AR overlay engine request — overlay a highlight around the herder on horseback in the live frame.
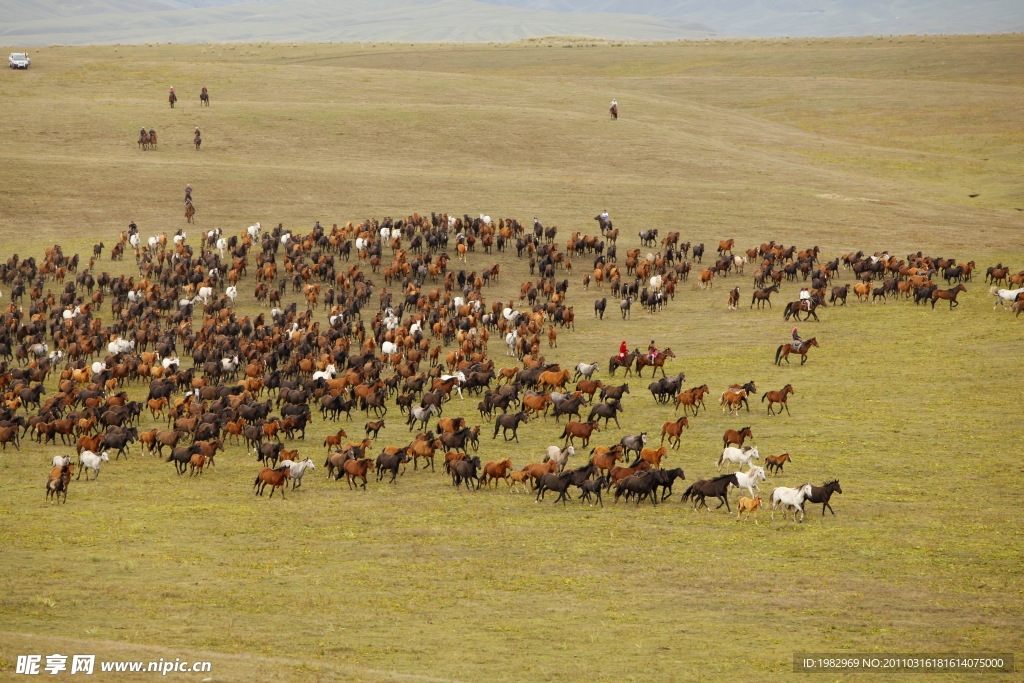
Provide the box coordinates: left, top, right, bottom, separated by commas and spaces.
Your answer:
610, 99, 618, 120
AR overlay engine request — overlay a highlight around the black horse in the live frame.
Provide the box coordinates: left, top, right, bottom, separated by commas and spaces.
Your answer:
586, 399, 624, 429
536, 471, 575, 505
784, 295, 826, 322
806, 480, 842, 516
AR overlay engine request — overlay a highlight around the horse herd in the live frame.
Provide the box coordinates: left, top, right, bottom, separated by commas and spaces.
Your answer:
9, 212, 971, 527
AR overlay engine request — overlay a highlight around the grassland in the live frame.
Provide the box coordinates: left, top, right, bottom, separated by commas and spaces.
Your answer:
0, 35, 1023, 682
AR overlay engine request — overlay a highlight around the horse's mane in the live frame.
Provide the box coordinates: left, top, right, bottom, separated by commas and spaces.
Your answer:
712, 474, 735, 482
824, 479, 838, 487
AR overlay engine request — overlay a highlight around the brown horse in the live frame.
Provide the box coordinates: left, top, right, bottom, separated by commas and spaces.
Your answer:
481, 458, 514, 489
610, 103, 617, 120
194, 130, 202, 151
723, 426, 753, 448
660, 416, 689, 449
762, 384, 795, 416
200, 87, 209, 106
727, 287, 740, 310
559, 420, 600, 447
718, 239, 735, 256
185, 200, 195, 224
931, 284, 966, 309
675, 385, 709, 415
635, 348, 676, 378
764, 452, 792, 475
720, 389, 747, 416
640, 446, 668, 468
343, 458, 374, 489
775, 337, 818, 365
169, 91, 177, 108
138, 131, 152, 150
590, 447, 624, 475
253, 465, 290, 498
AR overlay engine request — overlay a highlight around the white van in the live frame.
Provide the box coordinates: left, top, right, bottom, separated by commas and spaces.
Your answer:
9, 53, 30, 69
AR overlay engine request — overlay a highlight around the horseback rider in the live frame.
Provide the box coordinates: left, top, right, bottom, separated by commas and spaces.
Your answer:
128, 220, 137, 233
149, 127, 156, 139
792, 327, 804, 351
617, 340, 628, 361
185, 184, 192, 202
139, 127, 146, 140
800, 287, 811, 310
647, 340, 659, 362
601, 209, 609, 222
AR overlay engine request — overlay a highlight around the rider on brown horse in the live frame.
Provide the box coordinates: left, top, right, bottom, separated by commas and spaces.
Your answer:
792, 327, 804, 351
646, 340, 659, 362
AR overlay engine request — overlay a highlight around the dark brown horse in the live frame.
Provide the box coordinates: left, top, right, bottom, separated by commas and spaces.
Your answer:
185, 200, 195, 224
751, 285, 779, 309
200, 87, 209, 106
610, 103, 617, 120
681, 474, 738, 512
784, 295, 826, 321
775, 337, 818, 365
806, 479, 842, 515
609, 350, 637, 377
762, 384, 795, 416
194, 130, 202, 151
723, 426, 753, 448
931, 284, 966, 309
169, 91, 177, 108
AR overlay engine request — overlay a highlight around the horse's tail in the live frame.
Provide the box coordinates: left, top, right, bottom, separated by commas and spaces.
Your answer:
774, 345, 784, 364
558, 425, 568, 440
989, 286, 998, 296
761, 393, 767, 403
716, 450, 725, 469
680, 484, 695, 502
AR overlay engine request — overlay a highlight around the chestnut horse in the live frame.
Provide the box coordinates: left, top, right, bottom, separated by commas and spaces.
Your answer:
931, 284, 966, 309
253, 465, 290, 498
775, 337, 818, 365
559, 420, 600, 447
762, 384, 795, 416
660, 416, 689, 449
722, 426, 752, 448
764, 452, 792, 475
634, 348, 676, 378
675, 385, 709, 415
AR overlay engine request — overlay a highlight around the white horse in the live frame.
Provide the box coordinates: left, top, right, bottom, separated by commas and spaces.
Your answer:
390, 227, 402, 240
505, 330, 519, 356
225, 286, 237, 306
107, 338, 134, 355
733, 255, 746, 274
407, 404, 439, 431
479, 214, 491, 225
574, 362, 600, 381
544, 444, 575, 472
247, 222, 261, 240
162, 356, 180, 370
329, 313, 344, 327
409, 320, 422, 336
77, 451, 110, 481
650, 275, 662, 292
355, 237, 367, 252
196, 286, 213, 304
48, 349, 64, 364
147, 236, 159, 249
278, 458, 315, 489
52, 454, 72, 468
771, 483, 813, 521
502, 307, 519, 324
990, 286, 1024, 310
129, 233, 141, 250
312, 364, 336, 382
173, 231, 186, 246
91, 361, 107, 375
216, 237, 228, 257
127, 290, 142, 304
220, 355, 240, 376
731, 465, 766, 497
717, 445, 759, 472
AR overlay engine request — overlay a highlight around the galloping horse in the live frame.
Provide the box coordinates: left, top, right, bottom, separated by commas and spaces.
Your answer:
762, 384, 795, 416
634, 348, 675, 378
775, 337, 818, 365
185, 199, 195, 224
784, 295, 826, 321
200, 87, 209, 106
931, 284, 966, 309
194, 130, 202, 151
